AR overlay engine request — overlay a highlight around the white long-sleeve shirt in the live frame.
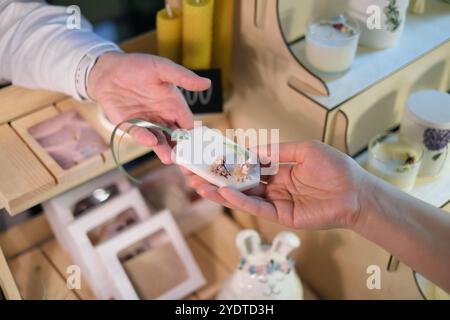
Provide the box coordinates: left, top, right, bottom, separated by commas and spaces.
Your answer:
0, 0, 121, 100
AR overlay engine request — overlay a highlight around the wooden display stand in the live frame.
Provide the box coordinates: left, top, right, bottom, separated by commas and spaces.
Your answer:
227, 1, 330, 144
226, 0, 450, 299
228, 0, 450, 155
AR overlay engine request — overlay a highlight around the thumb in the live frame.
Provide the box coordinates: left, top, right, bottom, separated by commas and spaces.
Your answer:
155, 57, 211, 91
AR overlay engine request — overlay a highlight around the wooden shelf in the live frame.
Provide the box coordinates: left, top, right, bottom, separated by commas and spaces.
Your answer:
356, 150, 450, 208
289, 0, 450, 110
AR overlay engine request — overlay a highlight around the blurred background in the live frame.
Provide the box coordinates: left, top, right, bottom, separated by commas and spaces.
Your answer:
49, 0, 165, 42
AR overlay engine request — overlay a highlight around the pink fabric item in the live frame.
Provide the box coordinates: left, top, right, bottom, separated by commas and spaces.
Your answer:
28, 110, 108, 169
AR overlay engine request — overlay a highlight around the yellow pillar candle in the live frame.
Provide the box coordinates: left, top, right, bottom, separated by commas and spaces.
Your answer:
182, 0, 214, 70
212, 0, 234, 91
156, 6, 182, 64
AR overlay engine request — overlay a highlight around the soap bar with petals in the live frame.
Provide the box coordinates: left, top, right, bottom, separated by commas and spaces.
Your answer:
174, 126, 260, 191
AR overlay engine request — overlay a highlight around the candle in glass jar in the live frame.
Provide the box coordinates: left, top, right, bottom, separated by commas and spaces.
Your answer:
182, 0, 214, 69
305, 15, 360, 75
156, 5, 182, 64
367, 133, 423, 192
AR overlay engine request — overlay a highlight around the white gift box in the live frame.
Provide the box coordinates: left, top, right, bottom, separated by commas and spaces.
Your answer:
43, 170, 131, 251
96, 210, 206, 300
64, 188, 152, 299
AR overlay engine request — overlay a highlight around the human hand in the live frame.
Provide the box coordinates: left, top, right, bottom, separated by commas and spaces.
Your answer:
87, 52, 211, 164
187, 141, 370, 230
190, 141, 450, 293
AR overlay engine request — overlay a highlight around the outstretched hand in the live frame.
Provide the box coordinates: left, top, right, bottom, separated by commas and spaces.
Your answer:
87, 52, 211, 164
189, 141, 450, 294
187, 141, 369, 230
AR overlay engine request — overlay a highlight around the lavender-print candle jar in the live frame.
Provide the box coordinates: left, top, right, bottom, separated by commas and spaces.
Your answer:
400, 90, 450, 178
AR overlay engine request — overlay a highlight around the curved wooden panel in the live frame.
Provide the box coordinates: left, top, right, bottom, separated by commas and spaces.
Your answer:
238, 0, 328, 96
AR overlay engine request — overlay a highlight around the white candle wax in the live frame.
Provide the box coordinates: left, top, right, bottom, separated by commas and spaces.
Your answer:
367, 134, 423, 192
305, 16, 360, 75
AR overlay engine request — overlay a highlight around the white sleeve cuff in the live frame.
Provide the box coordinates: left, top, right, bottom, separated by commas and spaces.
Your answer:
74, 43, 123, 101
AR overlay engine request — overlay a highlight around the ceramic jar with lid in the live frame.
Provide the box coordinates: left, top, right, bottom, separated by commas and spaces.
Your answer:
348, 0, 410, 49
400, 90, 450, 178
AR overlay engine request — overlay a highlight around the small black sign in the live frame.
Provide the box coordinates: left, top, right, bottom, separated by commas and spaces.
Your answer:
180, 69, 223, 115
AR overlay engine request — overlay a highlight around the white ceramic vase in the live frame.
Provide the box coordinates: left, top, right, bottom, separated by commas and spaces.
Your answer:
217, 230, 303, 300
348, 0, 410, 49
